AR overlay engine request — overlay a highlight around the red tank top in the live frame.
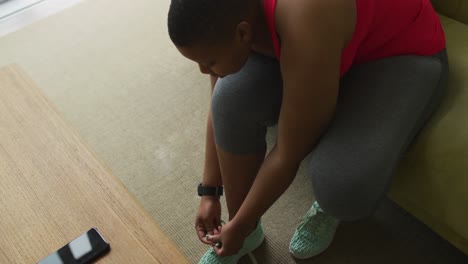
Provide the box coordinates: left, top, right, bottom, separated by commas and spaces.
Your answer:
263, 0, 446, 77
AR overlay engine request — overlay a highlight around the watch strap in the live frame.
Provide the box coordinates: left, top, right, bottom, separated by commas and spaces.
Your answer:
198, 183, 223, 196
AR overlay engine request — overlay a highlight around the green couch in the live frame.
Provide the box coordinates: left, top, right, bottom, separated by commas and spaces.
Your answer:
389, 0, 468, 255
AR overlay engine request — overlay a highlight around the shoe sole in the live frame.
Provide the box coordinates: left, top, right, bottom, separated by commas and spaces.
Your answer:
288, 227, 337, 260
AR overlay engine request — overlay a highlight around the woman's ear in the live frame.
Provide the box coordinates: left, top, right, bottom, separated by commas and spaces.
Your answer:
235, 21, 253, 46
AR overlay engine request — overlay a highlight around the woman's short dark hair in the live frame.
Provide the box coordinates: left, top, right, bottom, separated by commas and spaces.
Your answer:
168, 0, 252, 46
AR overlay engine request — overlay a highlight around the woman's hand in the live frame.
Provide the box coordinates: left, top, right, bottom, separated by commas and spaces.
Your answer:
195, 196, 222, 246
206, 221, 250, 257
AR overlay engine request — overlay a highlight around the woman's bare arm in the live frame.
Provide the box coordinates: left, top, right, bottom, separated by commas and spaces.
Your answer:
202, 75, 223, 187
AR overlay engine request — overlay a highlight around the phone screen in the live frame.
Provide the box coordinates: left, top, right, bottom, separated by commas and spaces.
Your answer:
38, 228, 110, 264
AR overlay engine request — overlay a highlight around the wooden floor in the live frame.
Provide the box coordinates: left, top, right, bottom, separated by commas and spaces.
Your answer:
0, 0, 82, 37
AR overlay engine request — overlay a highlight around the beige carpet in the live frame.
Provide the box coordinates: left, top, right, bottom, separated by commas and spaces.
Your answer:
0, 0, 466, 263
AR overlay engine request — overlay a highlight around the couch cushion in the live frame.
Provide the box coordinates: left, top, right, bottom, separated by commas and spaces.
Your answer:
431, 0, 468, 25
389, 14, 468, 255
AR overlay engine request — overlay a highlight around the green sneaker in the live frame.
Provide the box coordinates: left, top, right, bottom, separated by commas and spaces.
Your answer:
289, 201, 339, 259
198, 221, 264, 264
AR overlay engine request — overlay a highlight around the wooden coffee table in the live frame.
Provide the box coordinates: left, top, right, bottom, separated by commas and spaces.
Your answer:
0, 64, 189, 263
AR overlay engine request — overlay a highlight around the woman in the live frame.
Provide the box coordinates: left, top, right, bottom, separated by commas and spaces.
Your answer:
167, 0, 447, 263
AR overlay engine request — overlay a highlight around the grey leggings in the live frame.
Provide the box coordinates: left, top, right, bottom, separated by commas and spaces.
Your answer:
211, 50, 448, 221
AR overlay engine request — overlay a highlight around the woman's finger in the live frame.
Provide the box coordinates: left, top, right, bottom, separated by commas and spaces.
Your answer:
196, 228, 208, 243
213, 245, 226, 257
196, 226, 213, 245
207, 234, 221, 243
205, 224, 215, 235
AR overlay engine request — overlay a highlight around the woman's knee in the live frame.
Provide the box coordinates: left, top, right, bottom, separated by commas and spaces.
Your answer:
211, 54, 282, 154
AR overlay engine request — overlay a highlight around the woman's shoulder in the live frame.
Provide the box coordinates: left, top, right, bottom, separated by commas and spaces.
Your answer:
275, 0, 355, 49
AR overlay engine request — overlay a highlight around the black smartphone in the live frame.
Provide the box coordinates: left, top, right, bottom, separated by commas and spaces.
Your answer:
38, 228, 110, 264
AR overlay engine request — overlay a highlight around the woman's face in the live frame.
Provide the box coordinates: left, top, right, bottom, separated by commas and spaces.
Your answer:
177, 39, 251, 78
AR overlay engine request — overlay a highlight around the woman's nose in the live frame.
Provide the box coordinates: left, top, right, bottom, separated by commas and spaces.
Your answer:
198, 64, 211, 74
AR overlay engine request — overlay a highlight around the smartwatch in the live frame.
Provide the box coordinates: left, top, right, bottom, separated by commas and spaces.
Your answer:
197, 183, 223, 197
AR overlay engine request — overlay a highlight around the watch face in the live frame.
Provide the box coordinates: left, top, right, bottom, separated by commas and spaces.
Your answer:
197, 184, 204, 196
